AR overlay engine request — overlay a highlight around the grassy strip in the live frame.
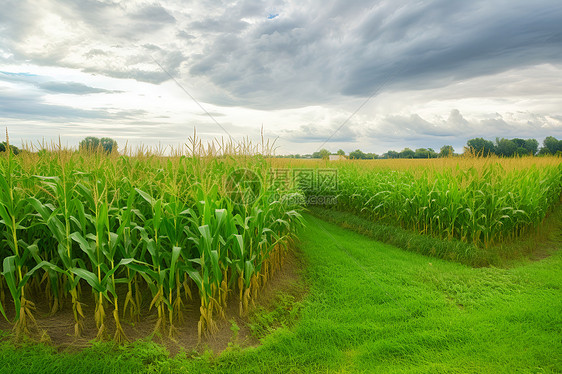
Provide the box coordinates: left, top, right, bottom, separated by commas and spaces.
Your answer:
1, 213, 561, 373
307, 206, 489, 266
247, 291, 305, 340
308, 203, 562, 267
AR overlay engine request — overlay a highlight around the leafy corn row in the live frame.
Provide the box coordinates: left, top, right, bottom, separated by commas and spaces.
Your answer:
309, 159, 562, 247
0, 147, 304, 341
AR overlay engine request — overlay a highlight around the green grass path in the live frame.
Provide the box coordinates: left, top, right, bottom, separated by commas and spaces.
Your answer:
1, 213, 561, 373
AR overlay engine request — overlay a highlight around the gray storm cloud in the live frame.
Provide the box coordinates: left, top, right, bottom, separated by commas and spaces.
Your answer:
0, 0, 561, 151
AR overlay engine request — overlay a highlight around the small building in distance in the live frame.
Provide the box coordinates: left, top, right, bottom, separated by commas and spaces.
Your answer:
328, 155, 347, 161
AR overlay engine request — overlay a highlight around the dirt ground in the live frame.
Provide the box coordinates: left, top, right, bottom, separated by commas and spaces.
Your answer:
0, 248, 305, 355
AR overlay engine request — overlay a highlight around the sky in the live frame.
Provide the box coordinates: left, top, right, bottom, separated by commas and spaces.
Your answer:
1, 0, 561, 155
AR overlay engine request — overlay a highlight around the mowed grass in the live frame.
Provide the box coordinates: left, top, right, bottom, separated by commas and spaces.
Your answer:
1, 213, 561, 373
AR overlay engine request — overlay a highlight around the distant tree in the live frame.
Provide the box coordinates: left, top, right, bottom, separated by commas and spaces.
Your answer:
336, 149, 345, 156
414, 148, 430, 159
80, 136, 118, 153
512, 138, 526, 149
386, 150, 400, 159
365, 152, 378, 160
312, 148, 331, 159
524, 139, 539, 155
399, 148, 415, 159
427, 148, 438, 158
494, 138, 517, 157
466, 138, 495, 156
101, 137, 118, 153
515, 147, 529, 156
0, 142, 20, 155
439, 145, 454, 157
349, 149, 366, 160
509, 138, 539, 156
543, 136, 561, 155
537, 147, 552, 156
80, 136, 100, 152
413, 148, 437, 159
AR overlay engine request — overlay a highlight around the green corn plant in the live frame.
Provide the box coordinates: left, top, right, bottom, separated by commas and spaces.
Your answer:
0, 143, 41, 339
182, 186, 231, 339
131, 187, 183, 338
103, 184, 129, 343
0, 139, 309, 343
233, 205, 267, 316
71, 175, 129, 342
0, 243, 59, 339
314, 159, 561, 249
29, 169, 86, 336
71, 226, 133, 342
115, 187, 143, 322
160, 158, 192, 328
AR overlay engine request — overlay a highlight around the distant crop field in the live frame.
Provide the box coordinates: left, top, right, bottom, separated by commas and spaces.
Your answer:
279, 156, 562, 248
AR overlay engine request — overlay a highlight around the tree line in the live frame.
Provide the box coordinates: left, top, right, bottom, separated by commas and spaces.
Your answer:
0, 142, 21, 155
297, 136, 562, 159
78, 136, 118, 153
3, 136, 561, 158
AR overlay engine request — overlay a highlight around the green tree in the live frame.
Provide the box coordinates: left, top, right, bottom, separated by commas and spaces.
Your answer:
495, 138, 517, 157
543, 136, 561, 155
524, 139, 539, 155
399, 148, 415, 159
0, 142, 21, 155
312, 148, 331, 159
385, 150, 399, 159
439, 145, 454, 157
413, 148, 429, 158
79, 136, 101, 152
100, 137, 118, 153
515, 147, 529, 156
512, 138, 538, 155
336, 149, 345, 156
349, 149, 366, 160
466, 138, 495, 156
512, 138, 527, 149
537, 147, 552, 156
80, 136, 118, 154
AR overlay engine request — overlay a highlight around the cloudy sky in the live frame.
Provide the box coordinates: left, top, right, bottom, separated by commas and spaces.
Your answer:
1, 0, 561, 155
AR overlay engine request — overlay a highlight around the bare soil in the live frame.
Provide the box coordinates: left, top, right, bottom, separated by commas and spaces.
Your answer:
0, 248, 305, 356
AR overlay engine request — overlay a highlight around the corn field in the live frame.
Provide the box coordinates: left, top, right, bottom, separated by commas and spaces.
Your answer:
298, 157, 562, 247
0, 140, 304, 342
